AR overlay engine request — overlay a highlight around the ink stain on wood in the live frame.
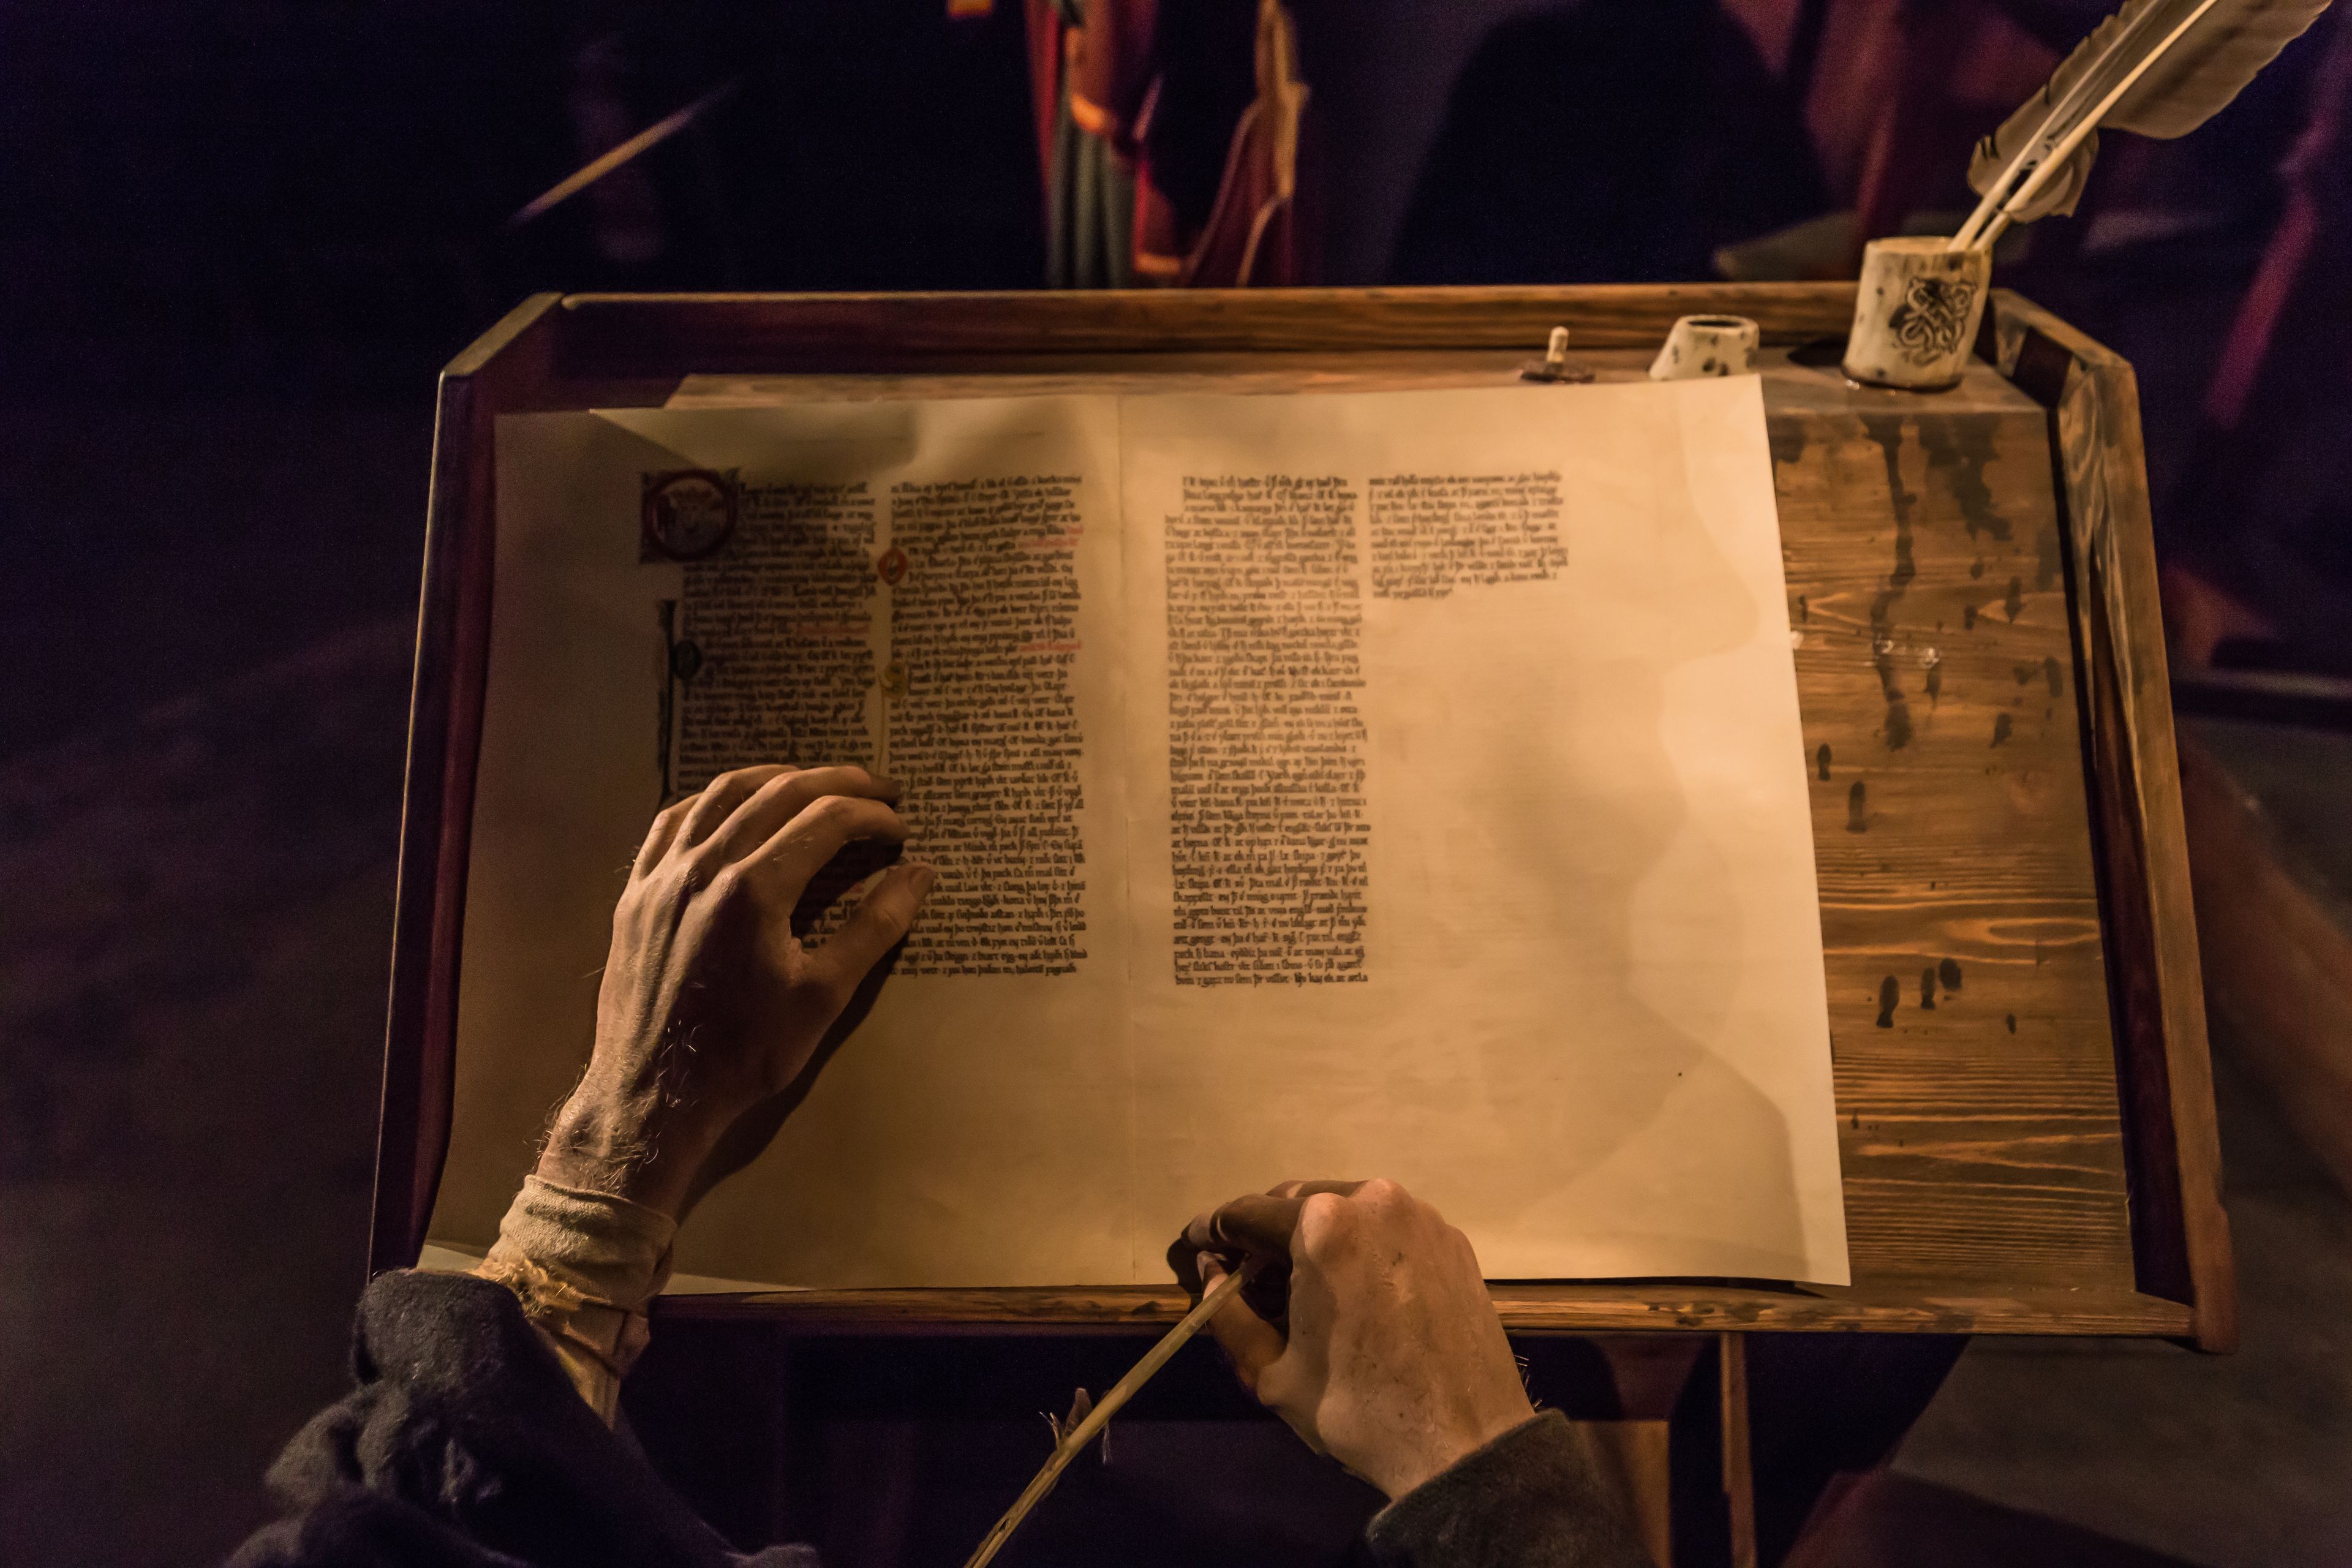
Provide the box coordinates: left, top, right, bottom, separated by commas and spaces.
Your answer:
2043, 655, 2064, 698
2005, 1012, 2018, 1034
1769, 423, 1809, 472
1789, 335, 1847, 368
1971, 557, 1986, 579
1920, 966, 1938, 1009
1874, 643, 1912, 749
1847, 778, 1868, 832
1863, 415, 1915, 533
1920, 415, 2007, 541
2004, 576, 2023, 622
1925, 657, 1942, 704
1817, 743, 1833, 781
1885, 695, 1914, 750
1964, 604, 1978, 630
2014, 663, 2037, 685
1876, 976, 1900, 1028
2036, 524, 2063, 590
1992, 712, 2015, 746
1861, 419, 1915, 758
1796, 594, 1810, 622
1939, 957, 1962, 992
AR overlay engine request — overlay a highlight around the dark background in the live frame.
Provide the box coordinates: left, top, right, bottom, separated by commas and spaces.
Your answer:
3, 3, 2349, 1564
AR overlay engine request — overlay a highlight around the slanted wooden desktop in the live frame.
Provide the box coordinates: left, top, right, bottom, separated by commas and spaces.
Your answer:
372, 286, 2231, 1562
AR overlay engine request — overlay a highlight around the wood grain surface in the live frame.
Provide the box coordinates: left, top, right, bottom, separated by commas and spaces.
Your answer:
553, 285, 1861, 374
651, 1281, 2187, 1338
1998, 297, 2233, 1349
383, 287, 2225, 1338
1768, 372, 2135, 1302
374, 292, 564, 1278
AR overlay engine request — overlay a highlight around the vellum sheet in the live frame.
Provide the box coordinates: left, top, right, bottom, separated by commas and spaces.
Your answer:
433, 377, 1848, 1289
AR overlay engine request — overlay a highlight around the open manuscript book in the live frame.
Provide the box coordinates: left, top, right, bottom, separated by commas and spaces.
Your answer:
427, 376, 1850, 1290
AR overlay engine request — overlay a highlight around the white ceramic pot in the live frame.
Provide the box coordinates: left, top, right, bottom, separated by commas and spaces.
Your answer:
1648, 314, 1760, 380
1842, 236, 1991, 391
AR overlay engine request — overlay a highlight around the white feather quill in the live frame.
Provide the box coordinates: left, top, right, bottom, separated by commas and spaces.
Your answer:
1952, 0, 2334, 251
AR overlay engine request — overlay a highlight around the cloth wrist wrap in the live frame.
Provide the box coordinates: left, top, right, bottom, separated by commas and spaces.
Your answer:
474, 1175, 677, 1423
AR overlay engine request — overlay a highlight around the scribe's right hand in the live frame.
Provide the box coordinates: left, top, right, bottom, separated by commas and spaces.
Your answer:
1169, 1178, 1538, 1500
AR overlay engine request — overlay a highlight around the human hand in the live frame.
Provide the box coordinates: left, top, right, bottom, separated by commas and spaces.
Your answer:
1169, 1178, 1537, 1500
537, 764, 933, 1219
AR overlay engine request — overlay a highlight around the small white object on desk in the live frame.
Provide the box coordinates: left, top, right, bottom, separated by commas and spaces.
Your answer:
1520, 324, 1594, 383
1649, 314, 1760, 380
1842, 236, 1991, 391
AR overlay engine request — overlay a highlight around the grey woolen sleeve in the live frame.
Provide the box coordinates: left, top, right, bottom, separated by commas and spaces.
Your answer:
1364, 1411, 1653, 1568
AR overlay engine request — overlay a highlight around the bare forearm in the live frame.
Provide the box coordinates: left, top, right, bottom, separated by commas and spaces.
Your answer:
534, 1084, 722, 1223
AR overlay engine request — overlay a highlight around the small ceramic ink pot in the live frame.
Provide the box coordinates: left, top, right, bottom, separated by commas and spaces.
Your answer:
1843, 236, 1991, 391
1648, 314, 1760, 380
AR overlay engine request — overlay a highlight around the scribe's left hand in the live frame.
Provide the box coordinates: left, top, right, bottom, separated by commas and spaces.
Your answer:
536, 764, 934, 1219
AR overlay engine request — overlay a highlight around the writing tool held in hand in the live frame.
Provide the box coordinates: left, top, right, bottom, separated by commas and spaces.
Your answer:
961, 1263, 1256, 1568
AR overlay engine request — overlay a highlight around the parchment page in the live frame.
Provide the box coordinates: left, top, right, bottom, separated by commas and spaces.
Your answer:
1118, 378, 1848, 1284
432, 397, 1134, 1286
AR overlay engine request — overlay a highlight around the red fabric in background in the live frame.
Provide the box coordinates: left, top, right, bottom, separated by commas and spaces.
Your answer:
1071, 0, 1160, 149
1027, 0, 1314, 286
1023, 0, 1065, 214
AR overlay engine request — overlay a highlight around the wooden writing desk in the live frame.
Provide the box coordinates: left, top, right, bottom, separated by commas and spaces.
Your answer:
375, 285, 2230, 1351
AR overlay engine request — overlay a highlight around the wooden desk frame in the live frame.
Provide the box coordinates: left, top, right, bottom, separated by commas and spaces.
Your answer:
372, 286, 2231, 1348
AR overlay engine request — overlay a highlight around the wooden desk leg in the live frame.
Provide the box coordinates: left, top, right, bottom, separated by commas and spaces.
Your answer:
1722, 1333, 1757, 1568
1577, 1419, 1676, 1566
